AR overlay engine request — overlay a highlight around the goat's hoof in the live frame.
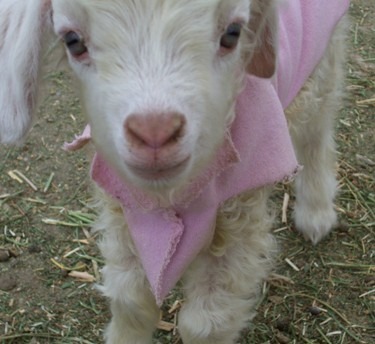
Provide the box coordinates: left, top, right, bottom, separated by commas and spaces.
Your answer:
293, 206, 337, 245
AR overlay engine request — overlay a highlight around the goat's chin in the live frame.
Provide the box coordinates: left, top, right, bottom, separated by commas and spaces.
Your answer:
113, 143, 220, 204
127, 158, 189, 183
124, 158, 193, 199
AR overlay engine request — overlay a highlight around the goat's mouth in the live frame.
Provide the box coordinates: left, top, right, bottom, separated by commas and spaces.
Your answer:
126, 157, 190, 182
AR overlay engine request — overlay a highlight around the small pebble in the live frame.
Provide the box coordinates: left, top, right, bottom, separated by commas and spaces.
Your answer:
0, 249, 10, 262
276, 332, 291, 344
336, 221, 350, 233
0, 276, 17, 291
275, 318, 291, 333
308, 306, 322, 316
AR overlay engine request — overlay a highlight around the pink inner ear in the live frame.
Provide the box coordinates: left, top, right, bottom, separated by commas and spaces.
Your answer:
247, 49, 276, 78
246, 0, 277, 79
246, 26, 276, 78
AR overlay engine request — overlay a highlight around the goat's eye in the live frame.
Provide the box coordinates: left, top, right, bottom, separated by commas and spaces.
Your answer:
63, 31, 87, 57
220, 23, 242, 50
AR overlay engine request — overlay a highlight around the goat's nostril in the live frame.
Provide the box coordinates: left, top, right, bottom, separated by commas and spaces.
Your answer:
125, 113, 185, 149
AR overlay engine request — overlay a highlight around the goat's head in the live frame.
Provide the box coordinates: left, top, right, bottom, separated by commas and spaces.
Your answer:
0, 0, 276, 194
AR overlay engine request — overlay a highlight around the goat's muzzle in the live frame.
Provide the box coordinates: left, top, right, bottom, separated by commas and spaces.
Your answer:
124, 112, 189, 181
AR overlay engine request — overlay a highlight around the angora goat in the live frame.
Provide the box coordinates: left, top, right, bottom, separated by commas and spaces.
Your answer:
0, 0, 349, 343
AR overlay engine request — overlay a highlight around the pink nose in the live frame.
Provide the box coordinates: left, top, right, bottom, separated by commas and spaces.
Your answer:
125, 112, 185, 149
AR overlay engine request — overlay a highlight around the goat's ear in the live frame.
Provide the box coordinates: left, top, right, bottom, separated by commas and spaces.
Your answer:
246, 0, 278, 78
0, 0, 51, 144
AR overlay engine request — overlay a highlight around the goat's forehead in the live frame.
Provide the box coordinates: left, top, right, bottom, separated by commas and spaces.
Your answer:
52, 0, 250, 32
52, 0, 228, 13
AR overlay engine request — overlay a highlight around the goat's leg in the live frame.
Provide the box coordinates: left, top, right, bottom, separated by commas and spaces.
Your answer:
95, 195, 159, 344
179, 261, 258, 344
178, 190, 275, 343
289, 107, 339, 244
286, 19, 346, 244
102, 265, 159, 344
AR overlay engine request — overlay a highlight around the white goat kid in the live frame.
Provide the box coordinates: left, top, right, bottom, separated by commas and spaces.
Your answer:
0, 0, 348, 343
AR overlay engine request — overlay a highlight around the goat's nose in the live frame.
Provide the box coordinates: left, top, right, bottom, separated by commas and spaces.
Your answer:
125, 112, 185, 149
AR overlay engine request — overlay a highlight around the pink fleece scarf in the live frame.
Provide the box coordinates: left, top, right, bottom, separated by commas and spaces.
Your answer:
65, 0, 350, 305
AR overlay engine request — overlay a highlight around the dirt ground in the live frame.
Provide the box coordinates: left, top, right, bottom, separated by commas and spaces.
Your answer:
0, 1, 374, 343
